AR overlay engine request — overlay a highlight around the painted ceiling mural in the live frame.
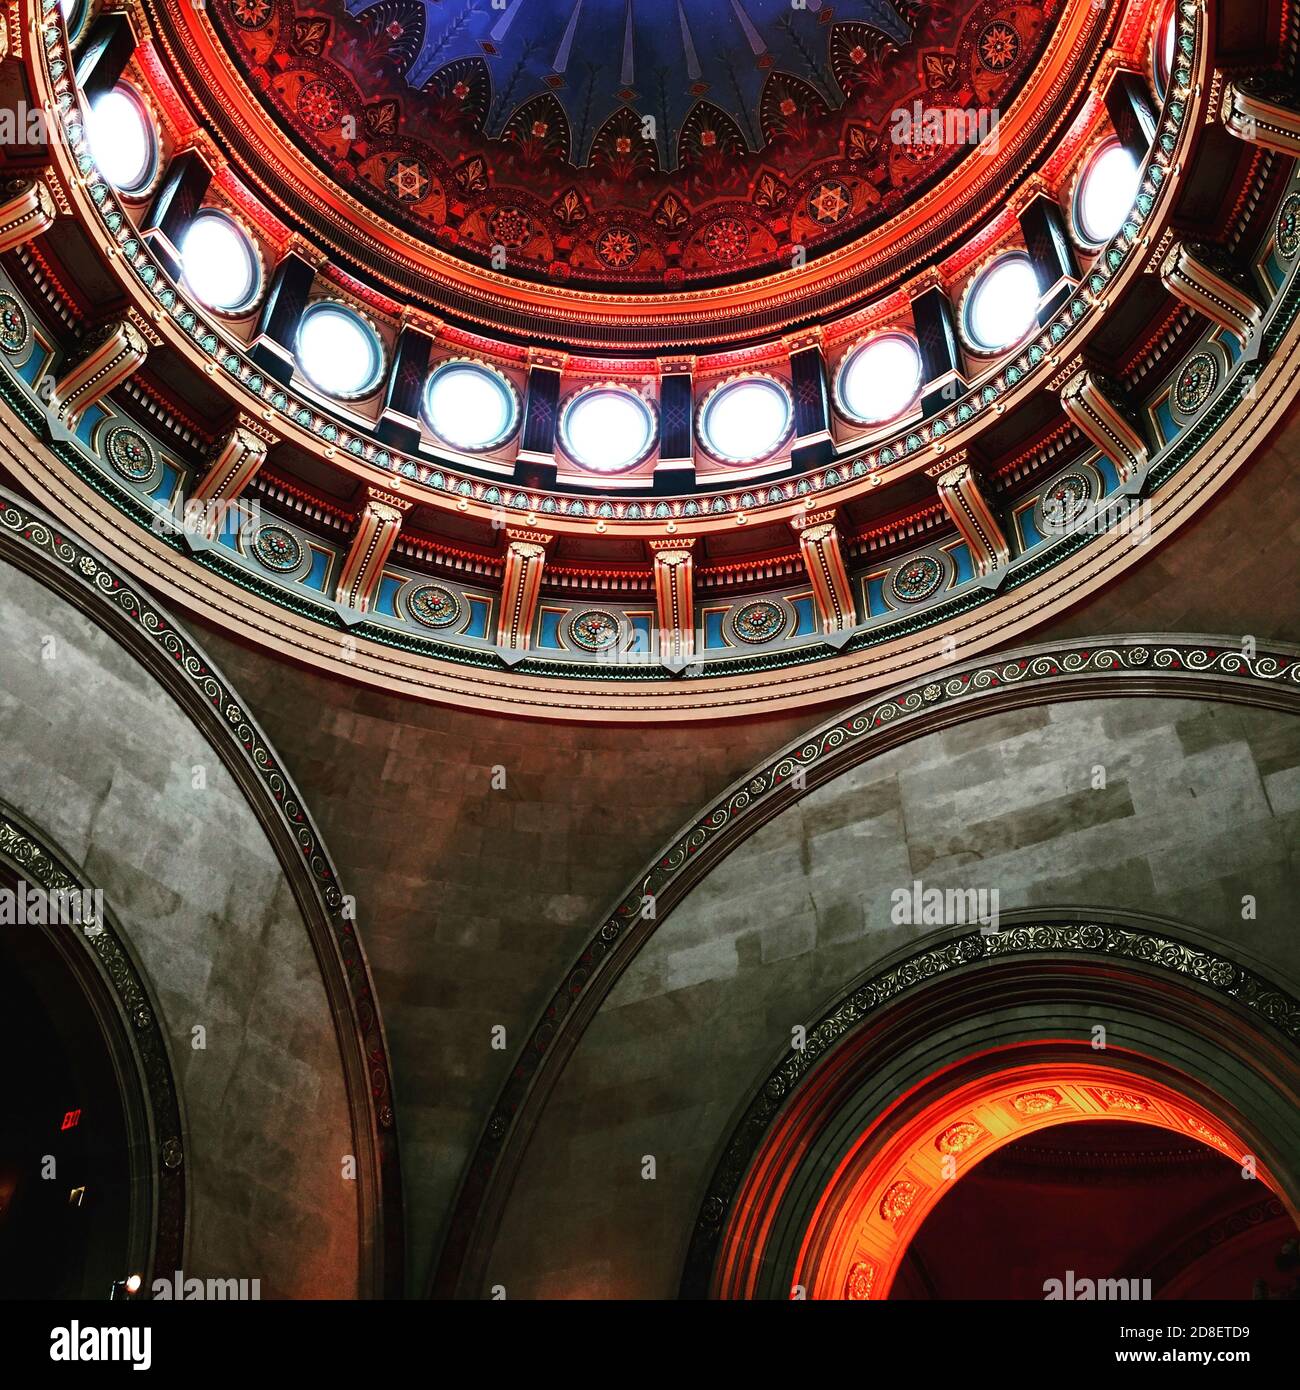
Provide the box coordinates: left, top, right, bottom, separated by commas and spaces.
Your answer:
213, 0, 1055, 287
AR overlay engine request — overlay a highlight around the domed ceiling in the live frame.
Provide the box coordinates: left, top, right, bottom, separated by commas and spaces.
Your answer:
212, 0, 1052, 286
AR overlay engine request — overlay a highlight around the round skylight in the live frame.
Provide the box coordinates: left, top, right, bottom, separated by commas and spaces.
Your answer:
838, 335, 923, 425
700, 377, 792, 463
86, 87, 155, 195
295, 303, 385, 399
424, 361, 518, 451
1075, 142, 1142, 246
180, 211, 260, 313
561, 387, 655, 473
964, 255, 1040, 353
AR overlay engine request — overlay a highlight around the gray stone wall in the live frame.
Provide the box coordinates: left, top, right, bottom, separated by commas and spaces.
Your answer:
0, 558, 359, 1297
488, 695, 1300, 1297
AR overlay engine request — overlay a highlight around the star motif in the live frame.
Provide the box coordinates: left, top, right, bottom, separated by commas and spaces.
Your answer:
387, 160, 429, 202
808, 181, 850, 224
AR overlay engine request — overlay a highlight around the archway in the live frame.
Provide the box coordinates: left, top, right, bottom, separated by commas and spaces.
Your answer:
892, 1119, 1298, 1300
696, 918, 1300, 1300
796, 1053, 1289, 1301
0, 820, 182, 1297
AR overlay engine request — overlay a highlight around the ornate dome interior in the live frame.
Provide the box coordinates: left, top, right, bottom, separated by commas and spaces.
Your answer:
211, 0, 1049, 287
0, 0, 1299, 1336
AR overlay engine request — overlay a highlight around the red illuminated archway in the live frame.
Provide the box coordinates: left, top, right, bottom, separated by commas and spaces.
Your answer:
694, 919, 1300, 1300
795, 1055, 1275, 1301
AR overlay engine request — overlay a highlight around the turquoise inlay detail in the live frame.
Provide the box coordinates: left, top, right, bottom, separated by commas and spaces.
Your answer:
1154, 397, 1180, 445
1093, 455, 1121, 493
16, 344, 49, 385
375, 575, 401, 617
75, 403, 106, 445
866, 574, 887, 617
303, 547, 328, 591
1016, 508, 1044, 551
949, 542, 974, 585
1264, 251, 1285, 293
539, 609, 563, 649
463, 596, 489, 639
630, 613, 653, 652
149, 462, 177, 503
704, 610, 727, 649
1221, 333, 1243, 367
790, 595, 816, 637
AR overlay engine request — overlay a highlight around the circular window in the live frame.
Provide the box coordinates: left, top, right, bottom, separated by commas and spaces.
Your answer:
1074, 141, 1141, 247
963, 255, 1039, 353
700, 377, 792, 464
294, 302, 385, 399
85, 86, 156, 195
424, 361, 518, 451
837, 335, 923, 425
180, 211, 260, 314
560, 386, 655, 474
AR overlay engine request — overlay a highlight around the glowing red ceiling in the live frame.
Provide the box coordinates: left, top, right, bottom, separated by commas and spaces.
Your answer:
211, 0, 1056, 288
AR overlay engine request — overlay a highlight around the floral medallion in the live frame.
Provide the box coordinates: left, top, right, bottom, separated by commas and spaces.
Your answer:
879, 1178, 918, 1223
846, 1260, 876, 1300
890, 554, 944, 603
0, 292, 30, 354
104, 426, 156, 482
252, 524, 303, 572
731, 600, 785, 645
702, 216, 749, 264
1094, 1088, 1150, 1112
1040, 472, 1092, 530
297, 80, 344, 132
935, 1120, 986, 1156
807, 180, 851, 226
1012, 1089, 1062, 1116
488, 207, 533, 249
569, 609, 620, 652
229, 0, 271, 27
408, 584, 461, 628
1277, 192, 1300, 260
1173, 351, 1218, 415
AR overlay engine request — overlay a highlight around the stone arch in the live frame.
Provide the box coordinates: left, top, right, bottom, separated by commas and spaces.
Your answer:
442, 639, 1300, 1295
693, 912, 1300, 1298
0, 490, 402, 1296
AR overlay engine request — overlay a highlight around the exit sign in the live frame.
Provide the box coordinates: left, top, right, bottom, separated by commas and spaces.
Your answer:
60, 1109, 81, 1131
